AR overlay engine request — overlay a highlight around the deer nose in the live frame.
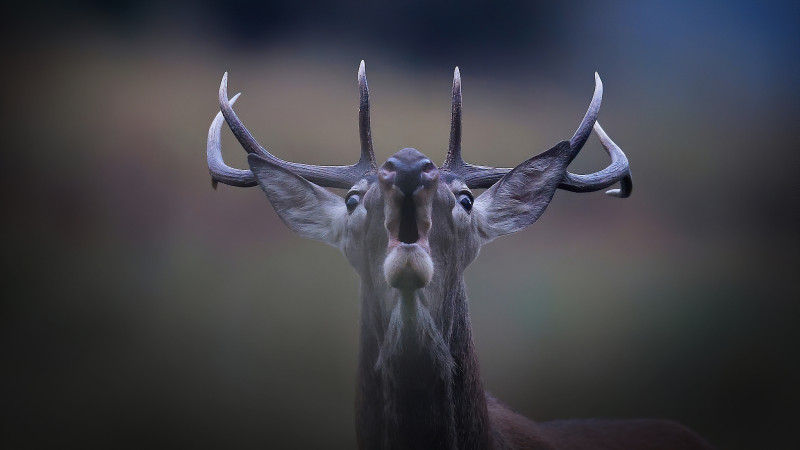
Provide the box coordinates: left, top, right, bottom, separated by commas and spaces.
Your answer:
380, 151, 439, 196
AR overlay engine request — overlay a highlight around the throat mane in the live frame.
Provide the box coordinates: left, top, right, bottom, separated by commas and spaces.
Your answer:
356, 279, 491, 450
374, 291, 455, 378
373, 290, 458, 449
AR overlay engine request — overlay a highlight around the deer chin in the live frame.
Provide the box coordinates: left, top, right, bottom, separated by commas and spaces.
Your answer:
384, 242, 434, 291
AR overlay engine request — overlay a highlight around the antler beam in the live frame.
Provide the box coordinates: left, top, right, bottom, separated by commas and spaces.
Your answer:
441, 70, 632, 197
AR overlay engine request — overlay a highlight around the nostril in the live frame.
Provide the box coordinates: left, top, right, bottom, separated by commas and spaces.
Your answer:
379, 161, 397, 186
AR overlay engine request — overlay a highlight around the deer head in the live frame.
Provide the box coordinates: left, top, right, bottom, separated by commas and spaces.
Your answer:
208, 61, 630, 302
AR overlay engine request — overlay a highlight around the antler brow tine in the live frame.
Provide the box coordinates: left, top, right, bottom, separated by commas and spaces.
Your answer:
207, 93, 258, 188
559, 121, 632, 198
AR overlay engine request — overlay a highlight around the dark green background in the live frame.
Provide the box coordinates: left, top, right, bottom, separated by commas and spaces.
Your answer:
2, 1, 797, 449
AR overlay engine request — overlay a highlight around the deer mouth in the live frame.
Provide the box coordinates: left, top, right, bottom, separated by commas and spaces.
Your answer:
381, 181, 436, 292
387, 193, 431, 249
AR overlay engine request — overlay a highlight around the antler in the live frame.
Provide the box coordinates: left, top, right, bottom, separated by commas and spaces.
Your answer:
207, 61, 378, 189
441, 70, 632, 198
559, 121, 632, 198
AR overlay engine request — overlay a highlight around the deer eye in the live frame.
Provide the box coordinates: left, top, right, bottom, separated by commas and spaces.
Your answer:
457, 192, 473, 212
346, 193, 361, 212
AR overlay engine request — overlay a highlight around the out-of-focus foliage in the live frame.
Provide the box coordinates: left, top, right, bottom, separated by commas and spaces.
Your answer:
1, 1, 797, 449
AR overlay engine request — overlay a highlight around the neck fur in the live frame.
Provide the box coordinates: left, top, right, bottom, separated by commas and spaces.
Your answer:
356, 278, 491, 450
374, 291, 455, 377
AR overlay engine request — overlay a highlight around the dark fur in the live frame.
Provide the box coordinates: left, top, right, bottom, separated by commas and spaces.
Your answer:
248, 150, 713, 449
355, 272, 714, 450
350, 167, 713, 449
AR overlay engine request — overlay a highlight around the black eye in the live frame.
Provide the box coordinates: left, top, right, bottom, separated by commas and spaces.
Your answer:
346, 193, 360, 212
458, 193, 473, 212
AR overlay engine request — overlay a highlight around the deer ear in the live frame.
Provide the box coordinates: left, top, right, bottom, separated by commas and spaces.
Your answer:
473, 141, 573, 242
247, 154, 347, 246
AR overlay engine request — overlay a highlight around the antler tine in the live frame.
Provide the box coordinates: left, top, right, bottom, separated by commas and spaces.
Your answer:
559, 121, 632, 197
569, 72, 603, 155
218, 72, 268, 157
556, 74, 632, 198
443, 66, 463, 169
440, 67, 509, 187
358, 60, 378, 172
208, 93, 258, 188
211, 66, 378, 189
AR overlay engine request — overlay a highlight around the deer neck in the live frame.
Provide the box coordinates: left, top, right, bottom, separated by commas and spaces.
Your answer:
355, 276, 491, 449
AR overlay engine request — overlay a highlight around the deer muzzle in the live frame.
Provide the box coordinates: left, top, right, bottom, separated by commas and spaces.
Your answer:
379, 148, 439, 291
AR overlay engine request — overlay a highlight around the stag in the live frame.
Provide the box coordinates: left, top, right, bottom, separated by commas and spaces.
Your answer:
206, 62, 712, 450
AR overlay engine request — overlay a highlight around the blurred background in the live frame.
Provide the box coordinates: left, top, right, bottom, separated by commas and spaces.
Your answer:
1, 1, 797, 449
